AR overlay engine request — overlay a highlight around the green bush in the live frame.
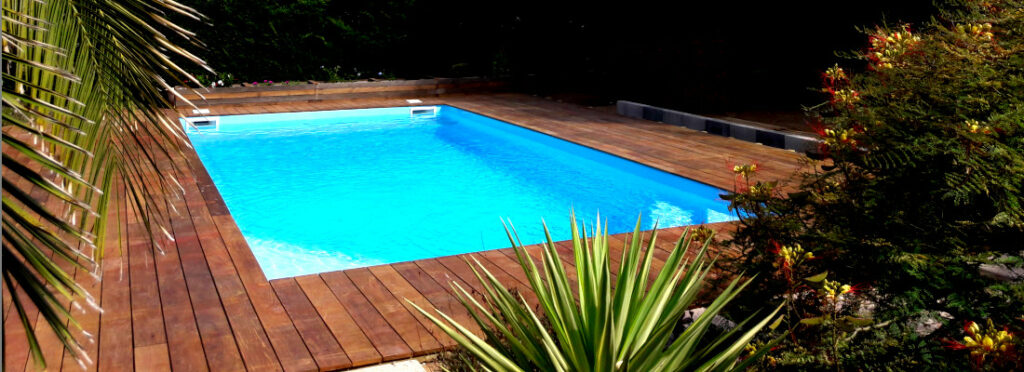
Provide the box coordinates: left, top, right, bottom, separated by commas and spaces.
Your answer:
722, 0, 1024, 369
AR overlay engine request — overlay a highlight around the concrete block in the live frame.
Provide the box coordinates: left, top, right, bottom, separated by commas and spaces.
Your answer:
616, 101, 645, 119
681, 113, 706, 131
618, 101, 643, 118
730, 124, 758, 142
663, 110, 685, 126
756, 130, 786, 148
642, 106, 664, 122
705, 119, 731, 137
785, 134, 821, 153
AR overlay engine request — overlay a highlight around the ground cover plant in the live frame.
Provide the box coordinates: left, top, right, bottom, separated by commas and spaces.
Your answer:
721, 0, 1024, 369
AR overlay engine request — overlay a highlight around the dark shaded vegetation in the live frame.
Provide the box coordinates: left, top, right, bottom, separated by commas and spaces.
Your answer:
722, 1, 1024, 369
182, 0, 934, 112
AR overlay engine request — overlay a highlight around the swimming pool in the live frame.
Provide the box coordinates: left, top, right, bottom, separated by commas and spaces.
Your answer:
184, 105, 736, 279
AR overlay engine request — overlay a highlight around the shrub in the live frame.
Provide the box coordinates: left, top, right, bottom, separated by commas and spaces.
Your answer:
414, 214, 783, 371
722, 0, 1024, 369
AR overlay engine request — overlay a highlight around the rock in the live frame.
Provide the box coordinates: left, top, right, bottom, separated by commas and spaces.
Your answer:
979, 263, 1024, 281
680, 307, 737, 330
914, 311, 953, 337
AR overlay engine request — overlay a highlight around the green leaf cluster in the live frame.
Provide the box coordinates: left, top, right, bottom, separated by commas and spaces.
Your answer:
415, 213, 784, 371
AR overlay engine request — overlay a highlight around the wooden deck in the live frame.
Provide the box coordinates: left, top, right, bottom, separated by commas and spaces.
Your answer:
3, 93, 806, 371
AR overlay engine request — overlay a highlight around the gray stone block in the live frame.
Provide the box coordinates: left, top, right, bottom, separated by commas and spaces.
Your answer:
705, 119, 731, 137
730, 124, 758, 142
756, 130, 786, 148
663, 110, 685, 126
642, 106, 664, 122
785, 135, 820, 153
616, 101, 645, 119
680, 113, 706, 131
616, 101, 629, 115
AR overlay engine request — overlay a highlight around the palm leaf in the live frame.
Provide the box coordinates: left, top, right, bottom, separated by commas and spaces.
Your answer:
2, 0, 209, 367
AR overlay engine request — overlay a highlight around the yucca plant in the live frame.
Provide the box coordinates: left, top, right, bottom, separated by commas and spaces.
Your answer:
3, 0, 208, 368
413, 214, 784, 371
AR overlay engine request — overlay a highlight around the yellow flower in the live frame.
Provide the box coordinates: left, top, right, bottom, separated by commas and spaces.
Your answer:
825, 64, 847, 82
965, 119, 991, 134
982, 336, 994, 350
965, 336, 978, 347
733, 163, 758, 178
958, 319, 1017, 362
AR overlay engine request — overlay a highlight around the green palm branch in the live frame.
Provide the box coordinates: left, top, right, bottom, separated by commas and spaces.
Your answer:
413, 214, 785, 371
2, 0, 209, 367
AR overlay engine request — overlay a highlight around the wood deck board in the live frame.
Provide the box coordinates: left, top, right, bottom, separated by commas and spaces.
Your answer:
97, 188, 134, 372
318, 271, 414, 361
293, 275, 382, 367
270, 278, 351, 371
4, 93, 803, 371
343, 269, 443, 354
175, 151, 282, 372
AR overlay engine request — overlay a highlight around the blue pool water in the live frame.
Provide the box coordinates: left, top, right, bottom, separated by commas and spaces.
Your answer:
184, 106, 735, 279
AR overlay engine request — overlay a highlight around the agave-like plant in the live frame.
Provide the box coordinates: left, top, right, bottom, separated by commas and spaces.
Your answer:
413, 214, 784, 371
3, 0, 208, 367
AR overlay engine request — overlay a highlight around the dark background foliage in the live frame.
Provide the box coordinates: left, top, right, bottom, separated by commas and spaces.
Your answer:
182, 0, 935, 112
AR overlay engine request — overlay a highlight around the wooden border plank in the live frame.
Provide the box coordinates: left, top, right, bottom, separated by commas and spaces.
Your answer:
344, 269, 443, 354
293, 275, 381, 367
270, 278, 351, 371
319, 271, 413, 361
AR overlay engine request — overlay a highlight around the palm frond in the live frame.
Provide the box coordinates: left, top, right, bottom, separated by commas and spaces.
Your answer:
2, 0, 208, 367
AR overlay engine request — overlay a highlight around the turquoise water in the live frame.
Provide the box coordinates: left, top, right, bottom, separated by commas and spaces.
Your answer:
184, 106, 735, 279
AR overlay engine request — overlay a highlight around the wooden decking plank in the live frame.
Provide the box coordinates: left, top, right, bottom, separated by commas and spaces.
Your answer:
160, 207, 233, 372
293, 275, 381, 367
59, 248, 104, 372
175, 149, 288, 372
125, 205, 169, 351
210, 215, 317, 372
3, 271, 39, 372
57, 182, 105, 372
367, 265, 459, 346
318, 271, 414, 361
270, 278, 351, 371
390, 262, 483, 337
2, 280, 11, 326
475, 249, 533, 289
98, 189, 133, 372
16, 185, 76, 372
344, 268, 443, 354
407, 259, 477, 298
134, 343, 171, 371
174, 158, 281, 372
440, 253, 541, 309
